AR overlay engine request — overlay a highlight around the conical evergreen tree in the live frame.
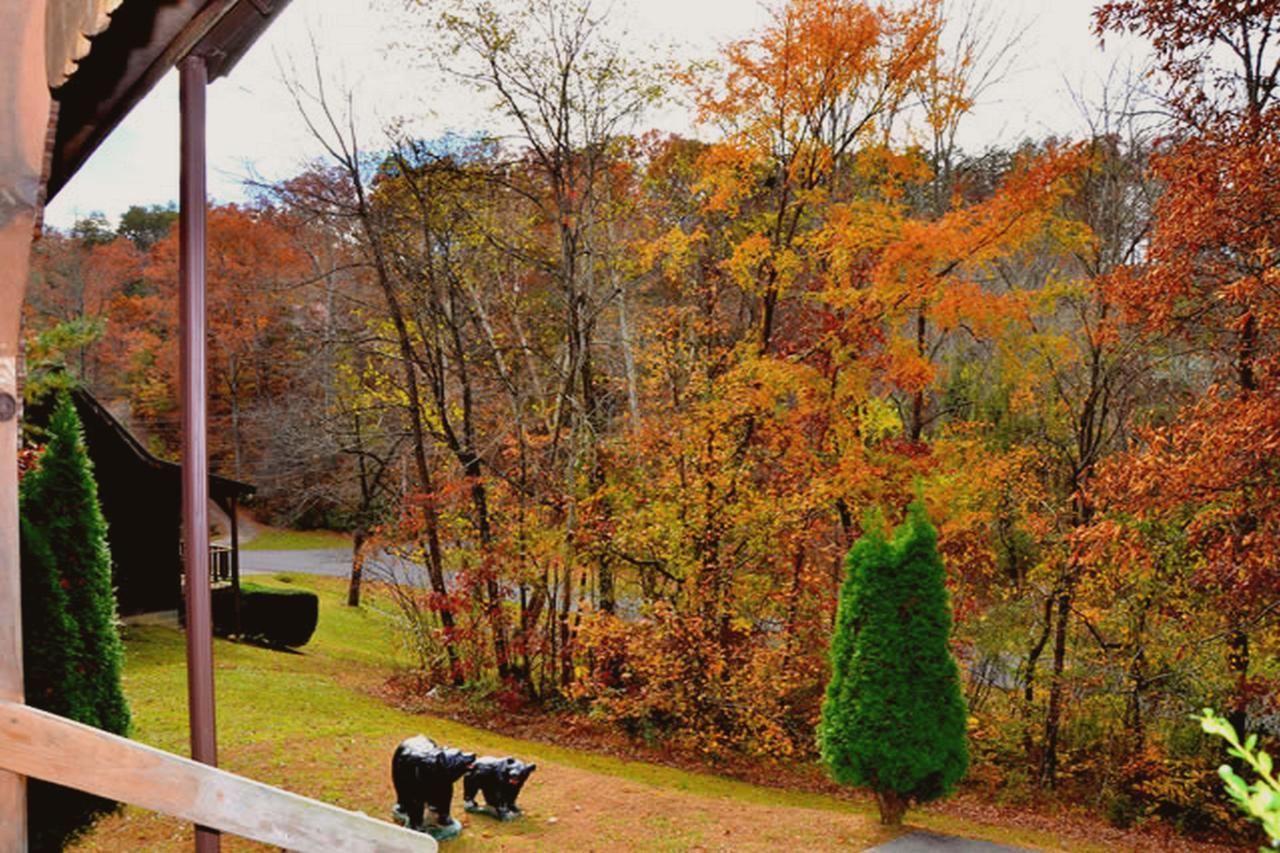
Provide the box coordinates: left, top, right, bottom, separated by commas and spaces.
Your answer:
20, 392, 131, 850
819, 508, 887, 780
20, 515, 101, 853
20, 392, 130, 736
818, 501, 969, 825
19, 515, 87, 719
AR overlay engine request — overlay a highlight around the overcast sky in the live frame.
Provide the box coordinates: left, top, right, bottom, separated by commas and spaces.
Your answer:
44, 0, 1149, 230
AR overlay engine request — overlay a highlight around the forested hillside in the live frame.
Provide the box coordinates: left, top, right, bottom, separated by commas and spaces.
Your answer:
25, 0, 1280, 839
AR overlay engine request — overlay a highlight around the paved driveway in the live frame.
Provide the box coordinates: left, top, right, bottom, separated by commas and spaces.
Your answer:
240, 548, 431, 585
240, 548, 351, 577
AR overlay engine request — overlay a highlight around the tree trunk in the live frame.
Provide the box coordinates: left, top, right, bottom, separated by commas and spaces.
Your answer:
875, 789, 907, 826
1022, 594, 1053, 765
1227, 628, 1250, 740
346, 528, 366, 607
613, 252, 641, 427
1123, 601, 1150, 752
228, 359, 243, 480
910, 310, 926, 442
1039, 587, 1072, 788
337, 127, 461, 684
465, 456, 512, 681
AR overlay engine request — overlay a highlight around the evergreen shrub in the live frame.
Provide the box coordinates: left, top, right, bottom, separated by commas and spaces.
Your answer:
818, 501, 969, 825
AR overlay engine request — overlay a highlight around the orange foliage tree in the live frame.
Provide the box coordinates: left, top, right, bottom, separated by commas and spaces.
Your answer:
109, 203, 308, 477
1091, 0, 1280, 739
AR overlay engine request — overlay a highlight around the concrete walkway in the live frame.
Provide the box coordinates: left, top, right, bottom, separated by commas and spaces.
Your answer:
867, 832, 1037, 852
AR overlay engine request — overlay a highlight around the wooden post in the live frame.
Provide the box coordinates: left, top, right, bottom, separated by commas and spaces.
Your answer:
229, 495, 241, 636
0, 2, 52, 849
179, 50, 220, 853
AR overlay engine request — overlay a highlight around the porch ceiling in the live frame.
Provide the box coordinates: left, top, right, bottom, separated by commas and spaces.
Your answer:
45, 0, 292, 202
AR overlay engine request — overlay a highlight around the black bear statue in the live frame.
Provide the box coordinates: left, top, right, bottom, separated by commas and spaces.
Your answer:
391, 735, 476, 840
463, 756, 537, 820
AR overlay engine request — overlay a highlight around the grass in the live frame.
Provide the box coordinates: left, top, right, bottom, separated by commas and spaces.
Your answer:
240, 529, 351, 551
69, 574, 1103, 852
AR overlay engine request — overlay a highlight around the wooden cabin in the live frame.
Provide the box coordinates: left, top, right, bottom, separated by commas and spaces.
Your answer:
26, 389, 254, 615
0, 3, 427, 850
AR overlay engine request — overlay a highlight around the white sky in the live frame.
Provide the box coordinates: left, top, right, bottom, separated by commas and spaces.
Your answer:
44, 0, 1149, 230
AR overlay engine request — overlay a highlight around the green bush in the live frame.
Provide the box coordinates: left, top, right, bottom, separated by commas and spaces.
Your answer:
20, 515, 105, 853
20, 516, 86, 718
20, 391, 130, 850
818, 502, 970, 825
1198, 710, 1280, 847
213, 582, 319, 648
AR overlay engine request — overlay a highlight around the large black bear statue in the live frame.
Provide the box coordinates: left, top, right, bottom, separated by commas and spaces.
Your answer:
391, 735, 476, 835
463, 756, 537, 820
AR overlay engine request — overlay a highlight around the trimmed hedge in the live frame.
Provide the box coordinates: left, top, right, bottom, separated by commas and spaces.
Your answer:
212, 582, 318, 648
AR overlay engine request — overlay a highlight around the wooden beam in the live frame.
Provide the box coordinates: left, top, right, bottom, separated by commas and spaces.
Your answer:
0, 2, 53, 849
0, 701, 435, 853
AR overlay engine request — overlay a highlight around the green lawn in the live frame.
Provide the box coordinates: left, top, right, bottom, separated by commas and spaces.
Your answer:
70, 575, 1097, 851
240, 529, 352, 551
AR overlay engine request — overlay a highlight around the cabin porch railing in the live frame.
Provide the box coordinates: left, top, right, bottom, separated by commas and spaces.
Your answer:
209, 543, 232, 585
177, 542, 235, 586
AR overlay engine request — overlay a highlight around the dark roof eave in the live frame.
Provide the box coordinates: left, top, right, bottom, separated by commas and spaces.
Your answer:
46, 0, 293, 202
70, 390, 256, 501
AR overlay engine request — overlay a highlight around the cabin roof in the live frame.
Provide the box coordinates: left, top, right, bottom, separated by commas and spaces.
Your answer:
27, 389, 256, 502
46, 0, 292, 201
74, 389, 256, 501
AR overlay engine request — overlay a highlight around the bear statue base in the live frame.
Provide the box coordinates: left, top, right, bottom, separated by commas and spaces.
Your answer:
464, 801, 523, 821
392, 804, 463, 841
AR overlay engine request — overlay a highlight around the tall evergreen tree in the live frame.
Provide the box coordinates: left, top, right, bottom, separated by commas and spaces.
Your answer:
19, 514, 86, 719
19, 515, 99, 853
819, 501, 969, 825
20, 392, 130, 736
20, 392, 131, 850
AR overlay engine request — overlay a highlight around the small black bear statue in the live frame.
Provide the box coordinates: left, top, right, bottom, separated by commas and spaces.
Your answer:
391, 735, 477, 834
463, 756, 537, 820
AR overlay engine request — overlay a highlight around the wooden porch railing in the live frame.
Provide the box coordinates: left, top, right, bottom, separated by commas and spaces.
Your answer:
0, 700, 434, 852
209, 543, 232, 585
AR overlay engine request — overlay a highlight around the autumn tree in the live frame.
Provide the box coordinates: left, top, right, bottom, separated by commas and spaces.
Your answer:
693, 0, 941, 354
1093, 0, 1280, 739
26, 230, 142, 392
275, 58, 467, 681
1006, 132, 1155, 787
426, 0, 660, 684
127, 204, 308, 477
573, 1, 1091, 762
